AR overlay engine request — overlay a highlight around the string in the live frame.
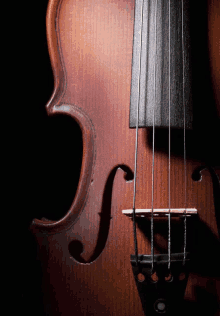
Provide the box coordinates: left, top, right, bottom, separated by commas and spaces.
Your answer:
132, 0, 145, 266
151, 0, 158, 273
168, 0, 171, 271
182, 0, 187, 266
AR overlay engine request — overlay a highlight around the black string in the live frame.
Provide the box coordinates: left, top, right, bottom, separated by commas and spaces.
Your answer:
151, 0, 158, 273
168, 0, 171, 271
182, 0, 187, 267
132, 208, 139, 266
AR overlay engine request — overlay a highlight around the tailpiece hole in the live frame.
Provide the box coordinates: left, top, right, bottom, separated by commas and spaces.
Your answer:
137, 273, 145, 282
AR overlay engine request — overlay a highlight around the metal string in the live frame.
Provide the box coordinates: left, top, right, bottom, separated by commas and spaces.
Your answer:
132, 0, 145, 266
132, 0, 187, 270
151, 0, 158, 272
182, 0, 187, 265
168, 0, 171, 271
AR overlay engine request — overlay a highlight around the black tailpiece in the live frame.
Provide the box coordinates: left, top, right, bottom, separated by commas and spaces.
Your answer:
131, 253, 190, 315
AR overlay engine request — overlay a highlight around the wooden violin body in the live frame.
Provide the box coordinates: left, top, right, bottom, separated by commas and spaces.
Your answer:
30, 0, 220, 315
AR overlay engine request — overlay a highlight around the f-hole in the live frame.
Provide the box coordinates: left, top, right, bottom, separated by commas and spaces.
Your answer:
69, 164, 134, 264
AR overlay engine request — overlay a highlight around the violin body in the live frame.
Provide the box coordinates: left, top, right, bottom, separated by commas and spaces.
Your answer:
31, 0, 220, 315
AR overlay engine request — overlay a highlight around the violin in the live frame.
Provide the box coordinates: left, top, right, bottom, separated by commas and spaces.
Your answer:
30, 0, 220, 315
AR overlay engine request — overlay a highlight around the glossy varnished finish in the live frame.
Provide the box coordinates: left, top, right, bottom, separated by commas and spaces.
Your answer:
31, 0, 220, 315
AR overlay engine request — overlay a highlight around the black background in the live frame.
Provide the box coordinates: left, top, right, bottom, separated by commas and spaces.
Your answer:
14, 1, 81, 314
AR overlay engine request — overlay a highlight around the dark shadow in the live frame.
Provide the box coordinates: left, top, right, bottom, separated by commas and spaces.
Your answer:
133, 209, 220, 315
133, 164, 220, 280
69, 164, 134, 263
142, 5, 220, 311
146, 0, 220, 167
180, 291, 220, 316
135, 215, 197, 255
135, 216, 220, 277
192, 166, 220, 237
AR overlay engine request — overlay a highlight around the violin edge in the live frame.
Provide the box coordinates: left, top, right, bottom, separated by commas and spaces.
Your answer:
31, 0, 98, 234
30, 103, 96, 235
45, 0, 66, 113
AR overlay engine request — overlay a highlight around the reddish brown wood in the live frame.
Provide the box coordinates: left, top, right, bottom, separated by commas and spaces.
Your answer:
30, 0, 220, 315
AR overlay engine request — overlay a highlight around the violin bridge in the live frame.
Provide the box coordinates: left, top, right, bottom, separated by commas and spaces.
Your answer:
122, 208, 197, 217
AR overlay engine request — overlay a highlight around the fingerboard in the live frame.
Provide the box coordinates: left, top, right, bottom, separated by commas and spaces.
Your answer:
130, 0, 193, 129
